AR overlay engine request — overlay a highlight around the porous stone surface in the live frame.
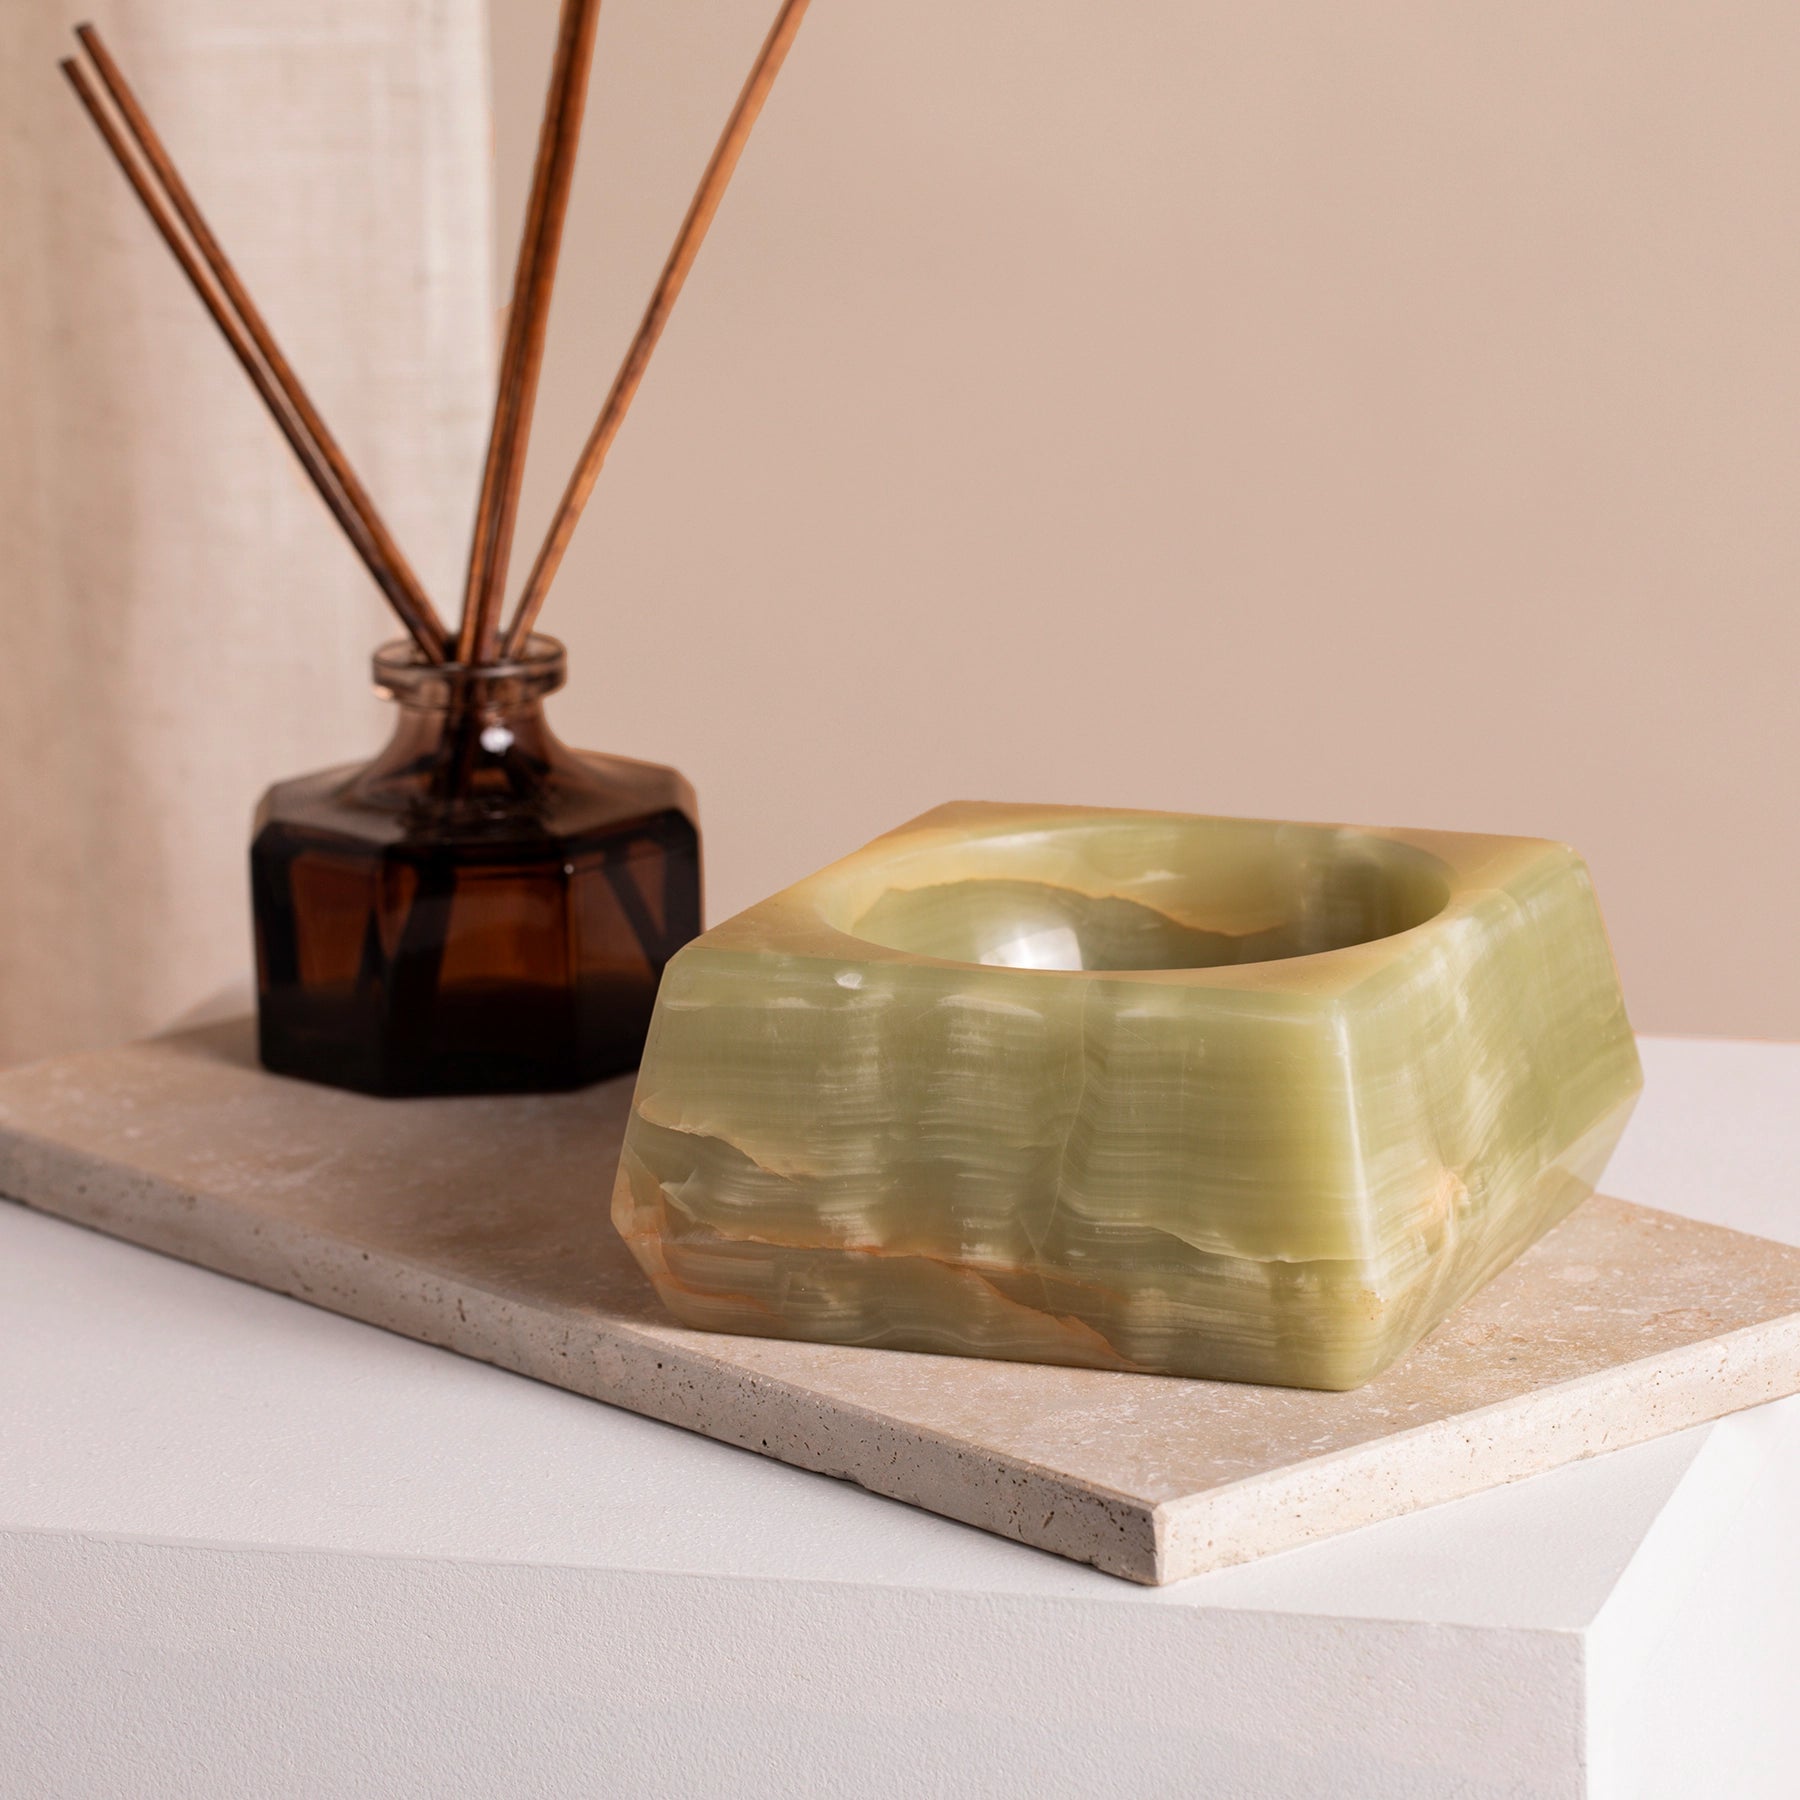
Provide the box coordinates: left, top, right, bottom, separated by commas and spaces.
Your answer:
2, 1021, 1796, 1582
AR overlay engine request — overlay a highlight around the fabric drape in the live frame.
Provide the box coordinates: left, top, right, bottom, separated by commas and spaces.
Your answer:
0, 0, 493, 1064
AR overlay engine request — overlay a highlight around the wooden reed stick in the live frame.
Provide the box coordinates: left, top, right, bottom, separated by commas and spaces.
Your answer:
62, 51, 451, 664
500, 0, 812, 658
456, 0, 602, 668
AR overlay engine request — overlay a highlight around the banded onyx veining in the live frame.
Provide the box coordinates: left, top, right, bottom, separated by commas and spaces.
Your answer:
613, 802, 1641, 1390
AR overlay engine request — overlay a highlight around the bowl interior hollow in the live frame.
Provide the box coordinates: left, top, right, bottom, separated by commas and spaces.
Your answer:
829, 818, 1452, 972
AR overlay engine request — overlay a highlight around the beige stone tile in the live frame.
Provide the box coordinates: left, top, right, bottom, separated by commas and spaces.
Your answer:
2, 1019, 1796, 1583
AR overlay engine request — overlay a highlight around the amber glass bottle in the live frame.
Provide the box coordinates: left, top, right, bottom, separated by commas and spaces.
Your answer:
252, 636, 700, 1096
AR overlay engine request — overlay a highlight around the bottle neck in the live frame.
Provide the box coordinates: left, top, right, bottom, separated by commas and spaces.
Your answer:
353, 634, 573, 815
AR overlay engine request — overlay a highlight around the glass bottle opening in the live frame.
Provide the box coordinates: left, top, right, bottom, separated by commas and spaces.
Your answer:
373, 634, 567, 716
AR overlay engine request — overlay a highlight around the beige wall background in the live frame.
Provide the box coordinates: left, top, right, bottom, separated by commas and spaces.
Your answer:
3, 2, 1790, 1061
491, 0, 1800, 1041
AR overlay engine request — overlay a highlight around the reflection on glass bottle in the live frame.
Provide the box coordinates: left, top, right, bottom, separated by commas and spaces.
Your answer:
252, 636, 700, 1096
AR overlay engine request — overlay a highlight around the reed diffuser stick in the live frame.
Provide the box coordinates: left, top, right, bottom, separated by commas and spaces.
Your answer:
74, 24, 452, 661
61, 49, 450, 663
456, 0, 601, 667
500, 0, 813, 658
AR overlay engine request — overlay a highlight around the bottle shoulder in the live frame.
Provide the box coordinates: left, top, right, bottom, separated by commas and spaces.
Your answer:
254, 744, 699, 854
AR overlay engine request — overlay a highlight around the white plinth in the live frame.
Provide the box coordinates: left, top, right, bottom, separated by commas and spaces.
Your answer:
4, 1036, 1799, 1799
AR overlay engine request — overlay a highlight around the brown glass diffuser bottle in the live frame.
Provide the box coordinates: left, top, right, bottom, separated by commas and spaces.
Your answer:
252, 639, 700, 1095
64, 5, 814, 1093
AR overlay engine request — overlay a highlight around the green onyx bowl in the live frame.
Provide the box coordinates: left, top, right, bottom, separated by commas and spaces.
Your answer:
612, 802, 1642, 1390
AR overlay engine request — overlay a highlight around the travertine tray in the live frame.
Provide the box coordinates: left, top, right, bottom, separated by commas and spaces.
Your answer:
3, 1019, 1798, 1584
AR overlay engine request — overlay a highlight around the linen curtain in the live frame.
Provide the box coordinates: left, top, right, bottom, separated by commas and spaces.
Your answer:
0, 0, 493, 1064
